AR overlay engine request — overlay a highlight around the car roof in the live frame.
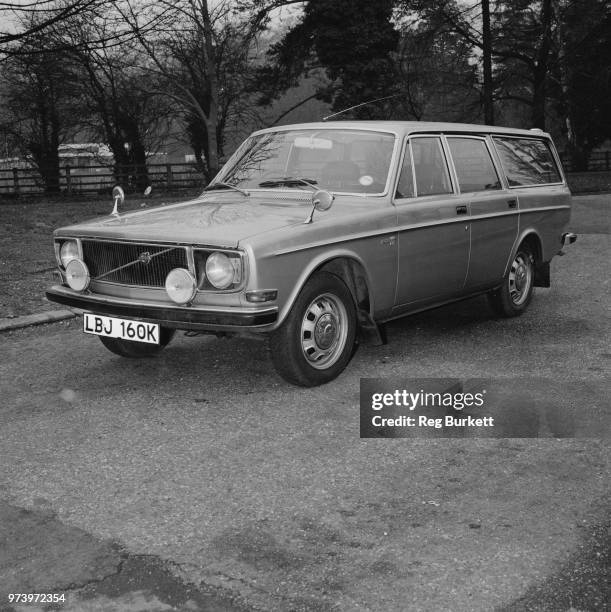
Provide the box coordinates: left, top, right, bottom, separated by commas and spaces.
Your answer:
253, 121, 551, 139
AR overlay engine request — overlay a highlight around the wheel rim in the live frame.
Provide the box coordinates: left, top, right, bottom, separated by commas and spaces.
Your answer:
300, 292, 348, 369
508, 252, 533, 306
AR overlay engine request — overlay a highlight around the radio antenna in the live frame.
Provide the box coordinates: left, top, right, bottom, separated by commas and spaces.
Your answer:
322, 93, 404, 121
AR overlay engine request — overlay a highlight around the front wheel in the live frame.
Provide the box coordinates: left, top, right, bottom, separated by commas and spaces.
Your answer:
488, 244, 535, 317
98, 327, 175, 358
270, 272, 357, 386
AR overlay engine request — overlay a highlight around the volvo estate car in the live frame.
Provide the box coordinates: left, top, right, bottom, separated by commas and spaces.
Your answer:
46, 122, 576, 386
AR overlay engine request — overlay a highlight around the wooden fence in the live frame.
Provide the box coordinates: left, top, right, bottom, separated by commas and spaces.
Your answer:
0, 162, 206, 196
559, 150, 611, 173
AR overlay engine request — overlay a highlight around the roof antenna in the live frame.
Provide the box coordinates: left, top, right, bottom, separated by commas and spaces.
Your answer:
322, 93, 404, 121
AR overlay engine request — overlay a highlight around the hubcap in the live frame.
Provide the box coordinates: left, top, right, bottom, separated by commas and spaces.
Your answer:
314, 314, 337, 350
508, 253, 533, 306
301, 293, 348, 369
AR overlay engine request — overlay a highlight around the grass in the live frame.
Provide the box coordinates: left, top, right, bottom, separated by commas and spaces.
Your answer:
0, 191, 198, 318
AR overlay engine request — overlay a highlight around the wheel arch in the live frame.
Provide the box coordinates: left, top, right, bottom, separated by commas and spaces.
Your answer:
504, 229, 543, 277
277, 251, 374, 327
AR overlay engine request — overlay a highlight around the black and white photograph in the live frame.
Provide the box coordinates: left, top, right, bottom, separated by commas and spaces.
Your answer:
0, 0, 609, 610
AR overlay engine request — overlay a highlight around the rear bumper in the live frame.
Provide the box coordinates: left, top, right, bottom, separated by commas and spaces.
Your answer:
46, 285, 278, 332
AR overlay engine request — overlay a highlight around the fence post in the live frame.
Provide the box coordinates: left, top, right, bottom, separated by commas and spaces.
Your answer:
166, 163, 173, 188
12, 168, 19, 195
65, 165, 72, 194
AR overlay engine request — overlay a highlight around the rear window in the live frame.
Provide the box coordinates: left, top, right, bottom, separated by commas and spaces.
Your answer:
411, 137, 453, 196
493, 137, 562, 186
447, 137, 501, 192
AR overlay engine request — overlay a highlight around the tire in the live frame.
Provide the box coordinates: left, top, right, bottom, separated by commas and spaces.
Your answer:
98, 327, 175, 358
270, 272, 357, 386
488, 244, 535, 317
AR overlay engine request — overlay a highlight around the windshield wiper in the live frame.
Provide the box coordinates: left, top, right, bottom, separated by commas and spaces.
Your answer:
204, 181, 250, 196
258, 177, 318, 190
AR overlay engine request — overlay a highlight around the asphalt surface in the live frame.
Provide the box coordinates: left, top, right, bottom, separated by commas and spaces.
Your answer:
0, 195, 609, 611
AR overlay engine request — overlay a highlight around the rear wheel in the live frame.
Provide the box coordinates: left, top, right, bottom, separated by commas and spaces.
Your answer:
98, 327, 175, 358
270, 272, 357, 386
488, 244, 535, 317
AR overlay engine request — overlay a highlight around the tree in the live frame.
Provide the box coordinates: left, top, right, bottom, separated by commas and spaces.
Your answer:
492, 0, 556, 130
114, 0, 277, 181
54, 11, 172, 191
393, 13, 481, 122
259, 0, 399, 119
0, 34, 80, 192
405, 1, 558, 129
396, 1, 497, 123
558, 0, 611, 170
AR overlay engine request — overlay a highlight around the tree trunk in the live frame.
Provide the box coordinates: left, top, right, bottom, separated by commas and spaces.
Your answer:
127, 130, 149, 192
531, 0, 554, 130
200, 0, 220, 182
39, 152, 61, 193
532, 68, 547, 130
111, 138, 130, 189
31, 104, 61, 193
481, 0, 494, 125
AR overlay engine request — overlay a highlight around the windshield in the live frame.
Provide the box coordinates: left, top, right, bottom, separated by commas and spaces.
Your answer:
214, 129, 396, 194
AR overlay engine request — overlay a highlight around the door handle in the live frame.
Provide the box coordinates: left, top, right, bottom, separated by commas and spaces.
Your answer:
507, 199, 517, 208
456, 205, 468, 215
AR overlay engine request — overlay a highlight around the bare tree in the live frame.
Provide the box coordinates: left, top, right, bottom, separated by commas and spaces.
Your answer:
0, 28, 81, 192
114, 0, 289, 181
52, 11, 173, 190
0, 0, 102, 48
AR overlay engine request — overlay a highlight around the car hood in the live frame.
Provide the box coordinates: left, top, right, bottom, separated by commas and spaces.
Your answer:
55, 194, 309, 247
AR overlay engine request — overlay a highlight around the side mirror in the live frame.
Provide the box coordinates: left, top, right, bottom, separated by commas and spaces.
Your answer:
111, 185, 125, 216
304, 189, 334, 224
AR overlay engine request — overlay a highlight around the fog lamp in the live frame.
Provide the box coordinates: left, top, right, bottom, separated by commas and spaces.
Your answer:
60, 240, 79, 268
65, 259, 90, 291
165, 268, 197, 304
205, 252, 235, 289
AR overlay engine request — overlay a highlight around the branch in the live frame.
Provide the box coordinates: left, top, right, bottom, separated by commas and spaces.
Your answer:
268, 92, 319, 126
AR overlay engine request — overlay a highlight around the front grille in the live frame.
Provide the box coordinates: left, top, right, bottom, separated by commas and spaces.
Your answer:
82, 240, 188, 287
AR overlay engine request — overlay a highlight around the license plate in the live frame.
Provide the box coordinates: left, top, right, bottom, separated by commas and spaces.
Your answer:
83, 313, 159, 344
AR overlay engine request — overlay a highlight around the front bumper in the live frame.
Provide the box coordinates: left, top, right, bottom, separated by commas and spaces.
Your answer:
46, 285, 278, 332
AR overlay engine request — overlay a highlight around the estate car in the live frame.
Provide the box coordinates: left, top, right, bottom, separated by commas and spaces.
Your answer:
46, 122, 577, 386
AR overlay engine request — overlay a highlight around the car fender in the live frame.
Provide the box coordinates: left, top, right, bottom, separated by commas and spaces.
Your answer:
503, 227, 544, 278
276, 248, 376, 328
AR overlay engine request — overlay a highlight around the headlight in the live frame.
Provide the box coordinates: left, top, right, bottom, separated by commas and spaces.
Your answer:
60, 240, 79, 268
65, 259, 90, 291
205, 252, 236, 289
165, 268, 197, 304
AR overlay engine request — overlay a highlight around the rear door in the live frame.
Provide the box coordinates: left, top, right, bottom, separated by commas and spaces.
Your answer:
446, 135, 518, 289
393, 135, 470, 308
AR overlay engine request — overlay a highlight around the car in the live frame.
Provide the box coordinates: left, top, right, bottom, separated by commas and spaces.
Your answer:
46, 121, 577, 386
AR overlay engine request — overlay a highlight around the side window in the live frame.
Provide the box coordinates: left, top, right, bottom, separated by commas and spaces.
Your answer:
411, 137, 452, 196
395, 141, 414, 198
447, 137, 501, 192
493, 137, 562, 186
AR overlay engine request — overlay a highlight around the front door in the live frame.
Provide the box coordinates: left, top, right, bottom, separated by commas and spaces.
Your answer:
393, 136, 470, 308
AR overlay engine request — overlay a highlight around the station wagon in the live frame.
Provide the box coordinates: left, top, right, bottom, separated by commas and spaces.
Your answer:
46, 121, 577, 386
